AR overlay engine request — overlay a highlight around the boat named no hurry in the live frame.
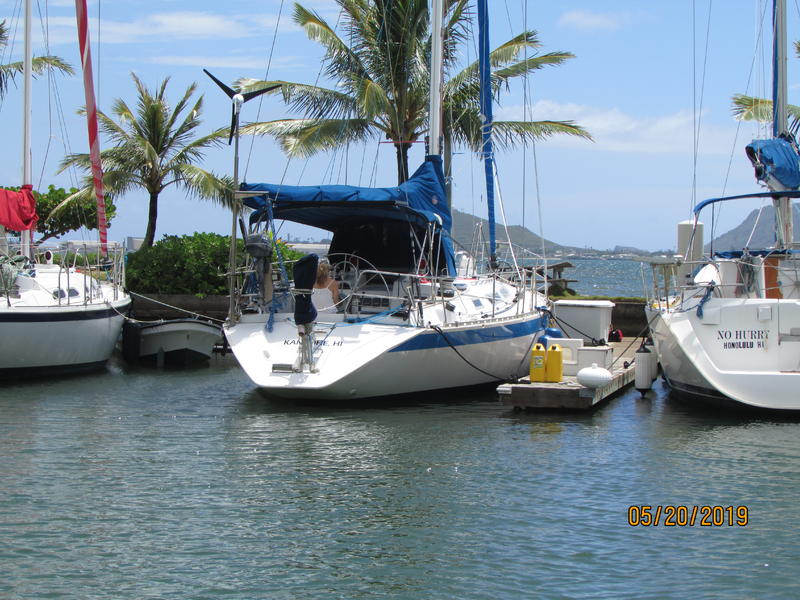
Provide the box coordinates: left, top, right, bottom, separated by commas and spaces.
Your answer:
646, 0, 800, 412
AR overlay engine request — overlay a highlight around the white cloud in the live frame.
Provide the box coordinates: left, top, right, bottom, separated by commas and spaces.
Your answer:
18, 11, 299, 47
496, 100, 749, 155
143, 54, 303, 72
558, 10, 632, 32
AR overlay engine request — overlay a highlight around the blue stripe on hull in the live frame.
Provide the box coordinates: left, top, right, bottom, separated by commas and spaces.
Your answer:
389, 316, 544, 352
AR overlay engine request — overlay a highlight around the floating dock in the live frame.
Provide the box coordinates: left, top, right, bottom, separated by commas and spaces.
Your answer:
498, 341, 639, 411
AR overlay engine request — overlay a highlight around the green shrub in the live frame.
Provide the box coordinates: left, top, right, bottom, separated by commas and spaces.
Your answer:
125, 232, 306, 297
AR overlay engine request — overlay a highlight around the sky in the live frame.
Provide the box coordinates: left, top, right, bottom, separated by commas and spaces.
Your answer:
1, 0, 798, 252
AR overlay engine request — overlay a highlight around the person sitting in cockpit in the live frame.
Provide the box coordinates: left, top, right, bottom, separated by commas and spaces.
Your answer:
313, 262, 340, 312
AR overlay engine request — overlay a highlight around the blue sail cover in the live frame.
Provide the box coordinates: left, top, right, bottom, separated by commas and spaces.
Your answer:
241, 155, 456, 275
745, 138, 800, 190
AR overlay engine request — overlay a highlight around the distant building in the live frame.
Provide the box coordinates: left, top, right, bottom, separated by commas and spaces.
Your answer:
288, 242, 329, 257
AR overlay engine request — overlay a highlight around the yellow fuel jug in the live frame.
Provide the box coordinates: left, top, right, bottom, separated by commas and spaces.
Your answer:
545, 344, 563, 382
530, 343, 547, 382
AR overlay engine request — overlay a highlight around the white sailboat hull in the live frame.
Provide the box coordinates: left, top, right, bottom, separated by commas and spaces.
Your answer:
647, 298, 800, 411
226, 311, 543, 400
0, 299, 130, 377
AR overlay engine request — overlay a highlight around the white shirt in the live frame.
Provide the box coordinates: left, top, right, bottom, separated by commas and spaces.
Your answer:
312, 285, 335, 311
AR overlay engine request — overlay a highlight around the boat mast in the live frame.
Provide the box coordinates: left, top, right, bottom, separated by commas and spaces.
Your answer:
20, 0, 32, 259
773, 0, 793, 247
428, 0, 443, 156
477, 0, 497, 269
204, 70, 278, 323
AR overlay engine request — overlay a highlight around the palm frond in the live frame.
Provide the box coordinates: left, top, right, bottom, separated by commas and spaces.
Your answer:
167, 164, 235, 208
494, 52, 575, 85
492, 120, 592, 147
242, 117, 375, 157
732, 94, 774, 121
235, 79, 358, 120
731, 94, 800, 127
48, 170, 138, 219
294, 3, 370, 84
0, 55, 73, 98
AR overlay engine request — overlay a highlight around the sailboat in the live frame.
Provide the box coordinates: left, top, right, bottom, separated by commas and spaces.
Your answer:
0, 0, 130, 379
646, 0, 800, 411
212, 0, 549, 400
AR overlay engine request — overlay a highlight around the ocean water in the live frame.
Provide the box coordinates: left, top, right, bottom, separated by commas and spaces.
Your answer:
560, 258, 651, 298
2, 355, 799, 599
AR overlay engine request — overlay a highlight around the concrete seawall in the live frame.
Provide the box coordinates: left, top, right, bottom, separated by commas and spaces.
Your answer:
611, 301, 648, 337
130, 294, 229, 322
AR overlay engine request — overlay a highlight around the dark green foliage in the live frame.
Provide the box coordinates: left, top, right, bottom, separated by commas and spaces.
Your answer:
125, 232, 305, 297
2, 185, 116, 242
37, 185, 116, 242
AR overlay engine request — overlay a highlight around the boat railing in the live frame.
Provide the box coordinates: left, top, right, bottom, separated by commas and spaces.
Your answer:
456, 240, 548, 281
53, 243, 126, 305
337, 268, 418, 321
645, 253, 800, 309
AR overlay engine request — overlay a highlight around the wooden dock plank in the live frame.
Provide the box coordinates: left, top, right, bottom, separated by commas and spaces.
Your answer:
498, 341, 641, 411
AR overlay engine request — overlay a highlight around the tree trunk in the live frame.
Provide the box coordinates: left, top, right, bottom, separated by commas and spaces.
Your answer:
395, 142, 410, 184
142, 191, 159, 248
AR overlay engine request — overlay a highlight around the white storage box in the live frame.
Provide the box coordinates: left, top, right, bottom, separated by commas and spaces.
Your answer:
553, 300, 615, 344
577, 346, 613, 371
551, 338, 584, 376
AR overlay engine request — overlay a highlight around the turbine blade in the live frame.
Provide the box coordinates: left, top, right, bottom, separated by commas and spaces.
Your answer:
203, 68, 235, 99
228, 104, 237, 145
241, 83, 282, 103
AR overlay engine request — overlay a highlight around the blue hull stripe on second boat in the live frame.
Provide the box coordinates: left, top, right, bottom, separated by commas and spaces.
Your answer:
389, 316, 544, 352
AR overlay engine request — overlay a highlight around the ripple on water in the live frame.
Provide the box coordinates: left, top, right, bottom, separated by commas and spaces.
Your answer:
1, 360, 800, 598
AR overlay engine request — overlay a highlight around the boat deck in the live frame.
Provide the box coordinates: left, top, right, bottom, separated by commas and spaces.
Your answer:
497, 341, 640, 411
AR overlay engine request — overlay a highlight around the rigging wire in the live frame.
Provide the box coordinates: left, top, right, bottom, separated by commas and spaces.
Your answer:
519, 0, 548, 288
690, 0, 714, 215
243, 0, 285, 182
294, 7, 345, 186
0, 0, 24, 117
34, 0, 53, 192
713, 0, 770, 250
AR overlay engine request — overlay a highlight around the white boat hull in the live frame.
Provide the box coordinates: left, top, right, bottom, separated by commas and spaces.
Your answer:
647, 299, 800, 411
125, 319, 222, 363
226, 312, 543, 400
0, 299, 130, 378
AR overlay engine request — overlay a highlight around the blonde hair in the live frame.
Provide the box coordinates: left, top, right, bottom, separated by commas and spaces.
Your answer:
316, 262, 331, 286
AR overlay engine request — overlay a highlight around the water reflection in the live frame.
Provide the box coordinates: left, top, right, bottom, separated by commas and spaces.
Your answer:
3, 359, 800, 598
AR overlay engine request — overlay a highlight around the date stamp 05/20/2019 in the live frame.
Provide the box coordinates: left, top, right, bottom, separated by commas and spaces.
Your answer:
627, 505, 749, 527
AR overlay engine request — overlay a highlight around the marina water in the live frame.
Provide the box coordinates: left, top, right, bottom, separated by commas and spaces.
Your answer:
2, 260, 799, 598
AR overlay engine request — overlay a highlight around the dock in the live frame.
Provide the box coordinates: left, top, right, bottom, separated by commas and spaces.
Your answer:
498, 341, 639, 411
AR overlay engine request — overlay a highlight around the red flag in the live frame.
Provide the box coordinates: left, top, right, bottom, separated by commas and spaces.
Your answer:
0, 185, 38, 232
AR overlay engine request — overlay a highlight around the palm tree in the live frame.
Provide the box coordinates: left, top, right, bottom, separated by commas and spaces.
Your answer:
58, 73, 233, 248
236, 0, 590, 185
731, 40, 800, 132
0, 19, 73, 99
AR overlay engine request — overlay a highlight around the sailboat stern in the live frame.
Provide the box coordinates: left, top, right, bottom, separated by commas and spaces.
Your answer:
224, 315, 424, 399
649, 299, 800, 410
